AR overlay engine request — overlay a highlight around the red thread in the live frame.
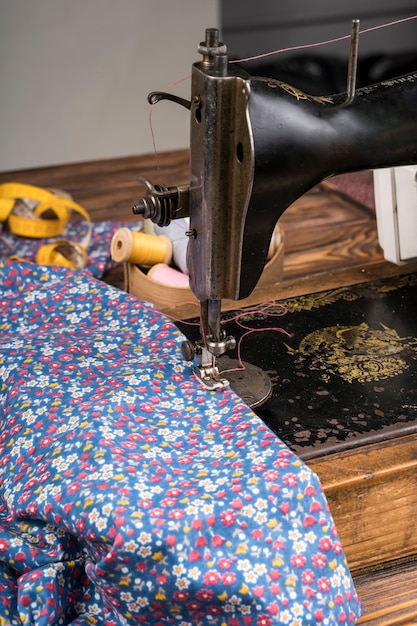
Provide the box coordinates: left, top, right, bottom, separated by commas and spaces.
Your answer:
229, 14, 417, 64
148, 14, 417, 173
219, 302, 291, 374
148, 74, 191, 184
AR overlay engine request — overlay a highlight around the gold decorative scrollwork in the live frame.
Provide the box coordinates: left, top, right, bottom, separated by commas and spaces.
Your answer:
256, 77, 334, 104
287, 322, 417, 383
281, 273, 417, 313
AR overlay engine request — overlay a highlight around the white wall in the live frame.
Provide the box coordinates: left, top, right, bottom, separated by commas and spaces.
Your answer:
0, 0, 219, 171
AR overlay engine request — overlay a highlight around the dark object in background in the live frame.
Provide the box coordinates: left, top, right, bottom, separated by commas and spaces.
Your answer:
236, 50, 417, 95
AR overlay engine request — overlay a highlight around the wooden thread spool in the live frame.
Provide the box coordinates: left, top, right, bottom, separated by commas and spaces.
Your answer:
111, 228, 172, 266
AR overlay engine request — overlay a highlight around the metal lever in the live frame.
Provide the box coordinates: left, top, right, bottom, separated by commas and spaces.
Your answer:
148, 91, 191, 110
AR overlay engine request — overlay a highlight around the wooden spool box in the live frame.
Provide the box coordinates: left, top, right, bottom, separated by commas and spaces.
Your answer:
124, 225, 285, 317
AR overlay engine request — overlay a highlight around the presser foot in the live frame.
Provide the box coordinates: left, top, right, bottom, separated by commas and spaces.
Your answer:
182, 340, 272, 407
192, 363, 230, 390
183, 342, 231, 390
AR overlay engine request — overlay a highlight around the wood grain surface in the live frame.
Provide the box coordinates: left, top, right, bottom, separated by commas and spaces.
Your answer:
1, 149, 412, 298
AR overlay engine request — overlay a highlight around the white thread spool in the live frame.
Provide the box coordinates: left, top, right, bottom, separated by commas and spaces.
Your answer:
154, 218, 189, 275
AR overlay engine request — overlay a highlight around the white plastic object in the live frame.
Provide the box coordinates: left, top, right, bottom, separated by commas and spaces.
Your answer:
374, 165, 417, 264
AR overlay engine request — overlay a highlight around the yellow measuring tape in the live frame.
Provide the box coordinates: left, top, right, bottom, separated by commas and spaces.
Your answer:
0, 182, 91, 268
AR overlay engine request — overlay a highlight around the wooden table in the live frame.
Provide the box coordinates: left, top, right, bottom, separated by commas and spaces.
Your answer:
1, 150, 416, 624
2, 148, 414, 298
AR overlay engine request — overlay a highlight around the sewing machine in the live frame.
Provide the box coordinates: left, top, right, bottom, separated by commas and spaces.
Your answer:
133, 25, 417, 397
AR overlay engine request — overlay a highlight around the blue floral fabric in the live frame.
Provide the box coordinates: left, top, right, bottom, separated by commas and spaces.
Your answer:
0, 260, 363, 625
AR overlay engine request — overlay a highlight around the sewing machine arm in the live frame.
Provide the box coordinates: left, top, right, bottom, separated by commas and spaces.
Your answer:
133, 28, 417, 389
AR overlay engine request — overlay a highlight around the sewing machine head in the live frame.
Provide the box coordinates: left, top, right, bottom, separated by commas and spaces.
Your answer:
133, 26, 417, 399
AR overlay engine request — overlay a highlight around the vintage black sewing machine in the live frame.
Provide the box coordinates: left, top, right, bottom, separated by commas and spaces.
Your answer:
133, 24, 417, 405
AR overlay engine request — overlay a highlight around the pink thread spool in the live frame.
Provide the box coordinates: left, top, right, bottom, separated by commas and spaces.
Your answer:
147, 263, 189, 288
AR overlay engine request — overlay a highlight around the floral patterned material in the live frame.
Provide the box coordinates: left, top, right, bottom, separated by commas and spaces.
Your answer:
0, 260, 362, 625
0, 221, 139, 277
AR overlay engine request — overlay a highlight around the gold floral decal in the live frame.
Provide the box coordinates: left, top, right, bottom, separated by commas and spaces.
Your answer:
280, 273, 417, 314
256, 77, 334, 104
286, 322, 417, 383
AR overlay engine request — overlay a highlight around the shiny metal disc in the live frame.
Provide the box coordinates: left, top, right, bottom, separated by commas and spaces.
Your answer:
218, 356, 272, 409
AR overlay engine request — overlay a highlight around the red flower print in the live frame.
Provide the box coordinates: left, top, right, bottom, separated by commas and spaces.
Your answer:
27, 502, 38, 515
173, 591, 189, 601
0, 539, 9, 552
208, 606, 223, 615
169, 509, 185, 520
120, 441, 137, 449
310, 500, 323, 513
138, 500, 153, 509
203, 570, 220, 586
274, 459, 289, 469
319, 537, 333, 552
195, 589, 214, 602
160, 497, 177, 508
39, 436, 53, 448
24, 477, 38, 490
195, 536, 208, 548
220, 510, 236, 527
126, 433, 142, 441
128, 453, 143, 462
312, 553, 327, 569
317, 577, 331, 593
211, 535, 224, 547
178, 455, 194, 465
253, 463, 267, 473
100, 438, 115, 447
191, 519, 204, 530
291, 554, 307, 568
257, 615, 272, 626
278, 448, 293, 457
270, 568, 282, 580
263, 470, 279, 481
221, 571, 236, 586
140, 403, 154, 413
17, 492, 31, 504
283, 473, 298, 487
302, 569, 315, 585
